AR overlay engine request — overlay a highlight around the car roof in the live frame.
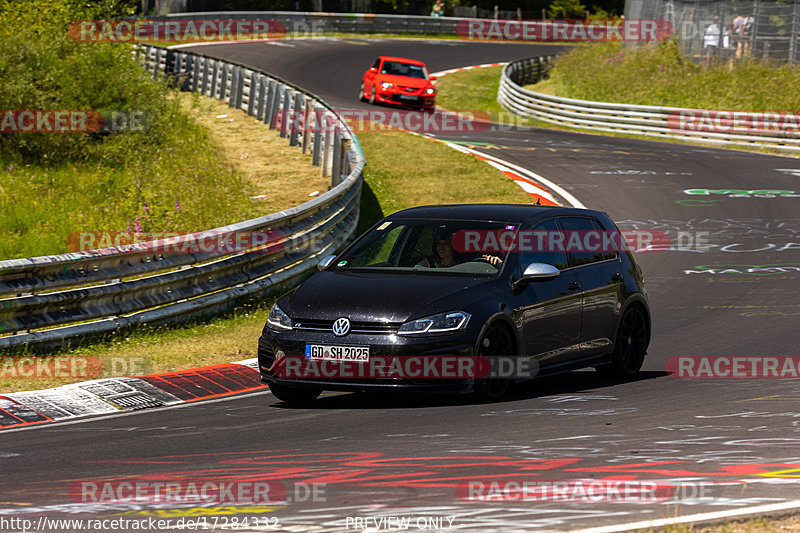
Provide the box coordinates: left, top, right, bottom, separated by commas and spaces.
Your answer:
378, 56, 426, 66
386, 204, 609, 224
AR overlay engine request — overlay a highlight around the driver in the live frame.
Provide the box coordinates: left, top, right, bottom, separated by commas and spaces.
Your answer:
418, 228, 503, 268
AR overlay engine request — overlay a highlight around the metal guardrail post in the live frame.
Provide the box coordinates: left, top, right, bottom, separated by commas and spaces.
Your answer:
228, 66, 238, 108
220, 63, 230, 101
268, 82, 281, 129
152, 48, 162, 79
257, 77, 268, 121
302, 98, 312, 154
246, 72, 257, 116
210, 60, 219, 99
322, 113, 331, 177
290, 94, 304, 147
165, 49, 175, 80
312, 105, 324, 166
235, 68, 245, 110
200, 57, 209, 95
280, 89, 292, 138
187, 55, 198, 92
331, 128, 342, 187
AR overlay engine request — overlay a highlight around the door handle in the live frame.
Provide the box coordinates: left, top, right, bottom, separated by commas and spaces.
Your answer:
568, 281, 581, 290
610, 272, 623, 282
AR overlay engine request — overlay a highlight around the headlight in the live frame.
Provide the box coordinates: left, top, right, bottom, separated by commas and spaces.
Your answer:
425, 88, 436, 95
398, 311, 470, 335
267, 303, 293, 331
380, 82, 393, 90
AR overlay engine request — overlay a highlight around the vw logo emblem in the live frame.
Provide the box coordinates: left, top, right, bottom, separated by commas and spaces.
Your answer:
332, 317, 351, 337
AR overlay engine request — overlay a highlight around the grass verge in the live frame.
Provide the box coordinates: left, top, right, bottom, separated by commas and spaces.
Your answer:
0, 92, 323, 259
539, 40, 800, 110
0, 125, 530, 393
435, 43, 800, 156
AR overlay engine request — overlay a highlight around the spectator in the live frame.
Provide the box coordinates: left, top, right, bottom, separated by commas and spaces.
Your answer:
703, 18, 729, 65
431, 0, 444, 17
732, 13, 745, 58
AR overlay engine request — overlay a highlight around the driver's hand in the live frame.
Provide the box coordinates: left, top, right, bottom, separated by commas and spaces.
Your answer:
482, 255, 502, 265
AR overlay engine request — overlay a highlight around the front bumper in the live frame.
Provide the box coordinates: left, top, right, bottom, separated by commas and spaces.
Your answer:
377, 91, 436, 108
258, 328, 475, 392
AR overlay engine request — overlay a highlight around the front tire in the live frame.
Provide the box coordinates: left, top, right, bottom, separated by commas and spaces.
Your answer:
473, 324, 514, 402
269, 383, 321, 405
597, 306, 649, 379
369, 87, 376, 105
359, 83, 367, 102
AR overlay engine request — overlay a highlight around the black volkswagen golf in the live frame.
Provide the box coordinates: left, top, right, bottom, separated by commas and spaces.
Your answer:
259, 204, 650, 404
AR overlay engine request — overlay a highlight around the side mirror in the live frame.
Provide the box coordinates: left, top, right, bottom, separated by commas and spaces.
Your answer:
513, 263, 559, 289
429, 75, 438, 81
317, 254, 337, 271
369, 67, 377, 73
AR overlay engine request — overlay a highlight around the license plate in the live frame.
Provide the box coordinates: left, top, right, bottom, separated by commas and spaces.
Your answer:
305, 344, 370, 361
398, 94, 418, 101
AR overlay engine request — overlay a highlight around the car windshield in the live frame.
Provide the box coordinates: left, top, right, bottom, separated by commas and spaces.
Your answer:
329, 219, 515, 276
380, 61, 428, 79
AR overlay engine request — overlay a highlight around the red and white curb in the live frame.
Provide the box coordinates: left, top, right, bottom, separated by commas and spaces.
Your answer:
0, 358, 263, 429
427, 62, 583, 208
429, 62, 507, 78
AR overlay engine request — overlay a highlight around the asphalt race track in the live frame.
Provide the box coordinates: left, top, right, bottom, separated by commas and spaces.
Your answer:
2, 38, 800, 532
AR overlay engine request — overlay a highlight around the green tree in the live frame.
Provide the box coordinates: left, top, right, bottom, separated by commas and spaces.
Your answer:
548, 0, 586, 18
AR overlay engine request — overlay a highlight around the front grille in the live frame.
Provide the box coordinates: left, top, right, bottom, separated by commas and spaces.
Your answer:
398, 85, 419, 93
292, 319, 399, 335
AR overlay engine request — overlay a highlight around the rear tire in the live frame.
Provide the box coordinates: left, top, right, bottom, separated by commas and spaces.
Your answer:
473, 324, 514, 402
269, 383, 321, 405
597, 306, 649, 379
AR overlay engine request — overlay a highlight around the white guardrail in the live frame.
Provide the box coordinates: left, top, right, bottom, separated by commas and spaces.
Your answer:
0, 44, 365, 350
499, 55, 800, 152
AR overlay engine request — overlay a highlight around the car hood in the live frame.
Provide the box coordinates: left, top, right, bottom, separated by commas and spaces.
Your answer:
285, 270, 492, 323
378, 74, 430, 89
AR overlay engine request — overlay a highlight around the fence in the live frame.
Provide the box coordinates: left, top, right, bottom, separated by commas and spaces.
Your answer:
626, 0, 800, 64
155, 11, 463, 35
0, 45, 365, 350
498, 55, 800, 152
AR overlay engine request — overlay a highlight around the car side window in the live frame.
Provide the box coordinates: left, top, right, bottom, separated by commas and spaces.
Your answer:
591, 219, 617, 261
558, 216, 607, 267
518, 218, 567, 271
371, 59, 380, 70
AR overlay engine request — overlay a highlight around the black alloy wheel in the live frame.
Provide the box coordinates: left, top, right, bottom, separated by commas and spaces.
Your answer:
474, 324, 515, 401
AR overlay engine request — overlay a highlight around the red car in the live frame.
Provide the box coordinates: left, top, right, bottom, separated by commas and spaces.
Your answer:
360, 56, 437, 110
